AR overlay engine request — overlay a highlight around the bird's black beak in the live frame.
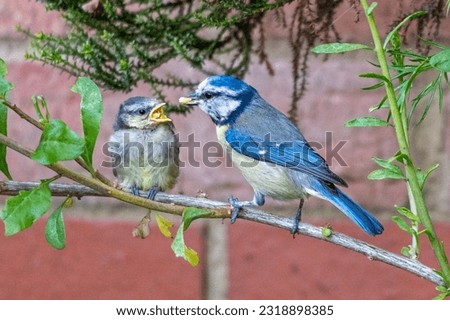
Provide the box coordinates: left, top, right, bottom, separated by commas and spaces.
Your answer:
179, 93, 200, 106
148, 103, 172, 123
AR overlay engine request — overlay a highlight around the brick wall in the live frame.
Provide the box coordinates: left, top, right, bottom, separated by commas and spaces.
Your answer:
1, 0, 449, 300
3, 1, 448, 213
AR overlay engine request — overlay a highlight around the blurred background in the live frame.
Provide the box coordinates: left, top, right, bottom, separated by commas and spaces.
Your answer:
0, 0, 449, 299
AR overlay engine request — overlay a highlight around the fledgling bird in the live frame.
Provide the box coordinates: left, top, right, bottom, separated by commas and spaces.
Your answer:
108, 97, 179, 200
180, 75, 383, 236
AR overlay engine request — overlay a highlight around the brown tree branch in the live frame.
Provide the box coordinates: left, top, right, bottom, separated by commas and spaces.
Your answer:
0, 179, 444, 286
0, 96, 444, 287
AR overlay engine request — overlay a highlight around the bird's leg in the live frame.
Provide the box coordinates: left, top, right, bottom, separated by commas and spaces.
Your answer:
131, 185, 140, 196
290, 198, 305, 235
146, 186, 160, 200
228, 191, 265, 223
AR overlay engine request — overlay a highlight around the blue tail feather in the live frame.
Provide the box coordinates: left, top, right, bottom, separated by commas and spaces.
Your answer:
312, 181, 384, 236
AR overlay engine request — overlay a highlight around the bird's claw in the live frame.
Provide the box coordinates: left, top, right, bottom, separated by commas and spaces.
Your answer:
228, 196, 241, 224
290, 216, 300, 236
147, 187, 159, 200
131, 185, 140, 196
290, 199, 304, 237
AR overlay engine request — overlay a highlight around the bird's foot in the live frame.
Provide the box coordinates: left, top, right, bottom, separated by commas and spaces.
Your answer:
228, 196, 241, 224
290, 198, 304, 237
131, 185, 140, 196
146, 187, 160, 200
290, 212, 301, 236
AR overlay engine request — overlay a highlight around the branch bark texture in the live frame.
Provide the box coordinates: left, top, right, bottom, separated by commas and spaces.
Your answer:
0, 180, 443, 286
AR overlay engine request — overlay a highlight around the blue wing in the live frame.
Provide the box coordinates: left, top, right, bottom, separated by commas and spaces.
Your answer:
225, 126, 347, 187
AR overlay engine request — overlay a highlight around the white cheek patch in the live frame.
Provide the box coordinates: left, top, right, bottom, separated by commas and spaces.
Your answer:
197, 102, 209, 113
217, 99, 240, 119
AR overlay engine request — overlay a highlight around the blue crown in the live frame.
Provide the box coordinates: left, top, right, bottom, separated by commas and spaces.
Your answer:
208, 75, 256, 95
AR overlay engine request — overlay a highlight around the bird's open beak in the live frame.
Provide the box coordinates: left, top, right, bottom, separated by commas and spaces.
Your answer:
179, 95, 199, 106
148, 103, 172, 123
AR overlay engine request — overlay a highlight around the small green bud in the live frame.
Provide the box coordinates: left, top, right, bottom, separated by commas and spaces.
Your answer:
321, 226, 333, 237
34, 32, 45, 40
63, 197, 74, 208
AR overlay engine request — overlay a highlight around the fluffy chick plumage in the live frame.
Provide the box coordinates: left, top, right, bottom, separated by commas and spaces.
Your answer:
108, 97, 179, 197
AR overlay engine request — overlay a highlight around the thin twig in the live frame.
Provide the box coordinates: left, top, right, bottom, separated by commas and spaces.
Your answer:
0, 132, 228, 217
0, 97, 113, 186
0, 180, 444, 286
2, 99, 44, 130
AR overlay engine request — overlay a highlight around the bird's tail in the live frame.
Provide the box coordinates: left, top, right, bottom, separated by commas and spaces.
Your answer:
311, 181, 384, 236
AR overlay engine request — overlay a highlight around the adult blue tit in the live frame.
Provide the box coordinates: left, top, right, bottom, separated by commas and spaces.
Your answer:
108, 97, 179, 199
179, 75, 383, 236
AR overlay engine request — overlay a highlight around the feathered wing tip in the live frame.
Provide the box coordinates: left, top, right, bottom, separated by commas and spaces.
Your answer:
312, 181, 384, 236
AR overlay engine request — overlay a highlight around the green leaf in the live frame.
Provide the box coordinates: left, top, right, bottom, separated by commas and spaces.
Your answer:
0, 180, 52, 236
368, 168, 405, 180
184, 246, 199, 266
359, 72, 390, 83
400, 245, 419, 259
171, 222, 199, 267
156, 213, 174, 238
345, 116, 390, 127
0, 58, 7, 77
436, 285, 448, 293
389, 31, 402, 51
362, 81, 384, 91
434, 292, 450, 300
371, 157, 402, 171
392, 216, 414, 235
388, 151, 411, 165
383, 11, 428, 49
400, 246, 410, 257
31, 119, 85, 165
0, 102, 10, 180
0, 61, 13, 93
169, 207, 212, 266
45, 199, 68, 250
395, 206, 420, 223
409, 75, 441, 126
182, 207, 214, 230
368, 96, 388, 111
438, 74, 444, 113
0, 58, 13, 180
434, 285, 450, 299
366, 2, 377, 15
71, 77, 103, 170
430, 48, 450, 72
417, 163, 439, 190
32, 96, 50, 125
312, 43, 371, 54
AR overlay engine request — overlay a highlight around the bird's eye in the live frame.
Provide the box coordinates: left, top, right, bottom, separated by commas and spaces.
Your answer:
203, 92, 214, 100
138, 109, 146, 115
